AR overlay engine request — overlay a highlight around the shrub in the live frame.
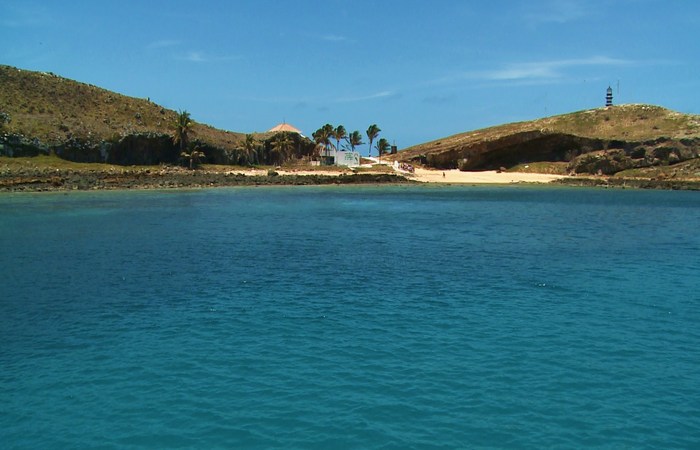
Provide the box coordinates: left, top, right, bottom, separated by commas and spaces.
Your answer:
0, 112, 11, 129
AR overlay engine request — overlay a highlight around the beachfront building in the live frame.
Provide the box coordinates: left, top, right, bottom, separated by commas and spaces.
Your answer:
321, 148, 361, 167
334, 150, 361, 167
267, 123, 360, 166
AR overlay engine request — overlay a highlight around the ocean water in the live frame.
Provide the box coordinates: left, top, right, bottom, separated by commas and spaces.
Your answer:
1, 185, 700, 449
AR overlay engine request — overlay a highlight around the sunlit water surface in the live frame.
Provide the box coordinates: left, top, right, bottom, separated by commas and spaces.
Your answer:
2, 186, 699, 448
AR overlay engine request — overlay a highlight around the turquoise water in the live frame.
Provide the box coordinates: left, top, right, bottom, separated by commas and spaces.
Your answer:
2, 185, 700, 449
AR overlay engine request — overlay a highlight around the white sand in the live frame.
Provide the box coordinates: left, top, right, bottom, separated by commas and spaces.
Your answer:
231, 166, 566, 184
409, 168, 566, 184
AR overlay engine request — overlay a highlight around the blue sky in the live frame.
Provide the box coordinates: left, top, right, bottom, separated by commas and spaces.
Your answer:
2, 0, 699, 152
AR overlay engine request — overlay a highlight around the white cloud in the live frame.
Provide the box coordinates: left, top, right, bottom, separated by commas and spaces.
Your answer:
335, 91, 395, 102
482, 56, 633, 81
182, 51, 206, 62
429, 56, 635, 86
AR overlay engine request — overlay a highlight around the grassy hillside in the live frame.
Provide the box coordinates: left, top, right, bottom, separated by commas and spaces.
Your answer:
0, 65, 244, 149
391, 105, 700, 163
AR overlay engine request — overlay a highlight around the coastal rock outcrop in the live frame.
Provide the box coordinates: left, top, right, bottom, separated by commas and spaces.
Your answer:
0, 133, 180, 165
409, 132, 700, 174
566, 138, 700, 175
389, 105, 700, 175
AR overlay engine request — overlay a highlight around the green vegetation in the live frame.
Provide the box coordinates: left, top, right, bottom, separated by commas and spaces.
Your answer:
366, 124, 381, 157
388, 104, 700, 176
346, 130, 364, 151
0, 111, 10, 130
0, 64, 245, 150
239, 134, 260, 165
312, 124, 334, 154
614, 158, 700, 179
270, 133, 295, 165
394, 105, 700, 164
181, 147, 206, 169
1, 64, 396, 169
172, 110, 194, 153
509, 162, 569, 175
310, 123, 384, 160
333, 125, 347, 151
375, 138, 390, 157
0, 154, 140, 171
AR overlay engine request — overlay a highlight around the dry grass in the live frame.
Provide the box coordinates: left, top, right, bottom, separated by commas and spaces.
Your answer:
353, 164, 395, 174
0, 155, 134, 170
509, 162, 569, 175
389, 104, 700, 162
614, 158, 700, 179
0, 65, 245, 150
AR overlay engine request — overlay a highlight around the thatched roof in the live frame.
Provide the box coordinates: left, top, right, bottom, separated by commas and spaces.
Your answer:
268, 122, 302, 133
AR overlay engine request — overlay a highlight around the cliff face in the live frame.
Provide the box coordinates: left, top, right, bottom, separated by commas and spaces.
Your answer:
423, 132, 700, 173
391, 105, 700, 175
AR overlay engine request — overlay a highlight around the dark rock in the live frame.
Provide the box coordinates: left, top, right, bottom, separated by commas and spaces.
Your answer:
0, 134, 51, 157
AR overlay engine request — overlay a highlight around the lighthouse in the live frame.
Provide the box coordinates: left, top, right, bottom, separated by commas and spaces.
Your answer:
605, 86, 613, 107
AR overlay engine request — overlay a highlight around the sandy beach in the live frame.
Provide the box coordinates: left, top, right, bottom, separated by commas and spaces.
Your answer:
272, 167, 566, 184
408, 168, 566, 184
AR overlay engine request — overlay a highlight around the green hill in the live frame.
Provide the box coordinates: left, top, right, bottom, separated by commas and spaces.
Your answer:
0, 65, 245, 148
0, 65, 317, 166
389, 105, 700, 175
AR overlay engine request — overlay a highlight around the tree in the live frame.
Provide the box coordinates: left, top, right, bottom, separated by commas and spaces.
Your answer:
366, 124, 381, 157
310, 142, 323, 162
181, 146, 206, 169
313, 124, 335, 160
375, 138, 390, 158
321, 123, 335, 151
333, 125, 347, 153
172, 110, 194, 153
346, 130, 364, 152
270, 133, 294, 165
240, 133, 259, 165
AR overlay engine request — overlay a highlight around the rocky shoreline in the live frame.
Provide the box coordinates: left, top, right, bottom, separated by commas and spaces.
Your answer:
4, 164, 700, 193
555, 176, 700, 190
0, 166, 413, 192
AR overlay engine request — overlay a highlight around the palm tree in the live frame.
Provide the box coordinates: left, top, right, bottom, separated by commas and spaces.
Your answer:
181, 145, 206, 169
333, 125, 347, 152
366, 124, 381, 157
321, 123, 335, 151
346, 130, 364, 152
172, 110, 194, 153
270, 133, 294, 165
313, 124, 335, 162
312, 129, 325, 160
375, 138, 391, 159
311, 142, 323, 162
241, 133, 258, 165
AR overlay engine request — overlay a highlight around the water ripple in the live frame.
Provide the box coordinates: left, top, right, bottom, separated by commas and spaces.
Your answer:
2, 187, 700, 448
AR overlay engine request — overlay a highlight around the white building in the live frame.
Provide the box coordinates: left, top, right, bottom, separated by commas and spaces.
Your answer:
323, 149, 361, 167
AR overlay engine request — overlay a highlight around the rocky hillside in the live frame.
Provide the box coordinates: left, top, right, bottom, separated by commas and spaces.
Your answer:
389, 105, 700, 175
0, 65, 255, 165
